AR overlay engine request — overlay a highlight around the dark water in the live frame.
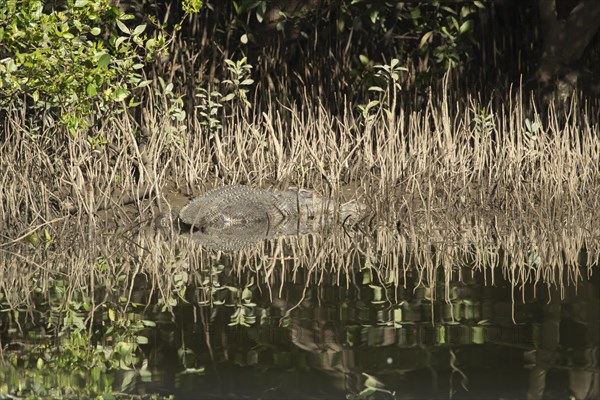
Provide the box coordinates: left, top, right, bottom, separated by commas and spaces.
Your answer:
1, 256, 598, 400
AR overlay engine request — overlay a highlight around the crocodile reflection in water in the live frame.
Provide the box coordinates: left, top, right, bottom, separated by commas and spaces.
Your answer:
156, 185, 365, 251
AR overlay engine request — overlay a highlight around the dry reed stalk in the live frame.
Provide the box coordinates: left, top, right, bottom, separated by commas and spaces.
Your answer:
1, 82, 599, 315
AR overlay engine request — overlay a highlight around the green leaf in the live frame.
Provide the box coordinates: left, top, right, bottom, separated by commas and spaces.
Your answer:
121, 371, 136, 391
90, 27, 101, 36
74, 0, 88, 7
139, 368, 152, 381
136, 336, 149, 344
369, 10, 379, 24
359, 54, 369, 65
441, 26, 454, 39
25, 232, 38, 246
451, 16, 460, 31
97, 53, 111, 68
358, 387, 377, 397
240, 33, 248, 44
32, 1, 43, 19
473, 326, 484, 344
364, 373, 384, 389
185, 0, 203, 13
419, 31, 434, 49
132, 24, 146, 36
394, 307, 403, 323
86, 83, 97, 96
459, 20, 473, 34
365, 100, 380, 109
116, 19, 130, 34
242, 287, 253, 302
221, 93, 236, 102
145, 38, 157, 50
115, 36, 128, 49
138, 80, 153, 88
5, 58, 17, 73
113, 88, 129, 101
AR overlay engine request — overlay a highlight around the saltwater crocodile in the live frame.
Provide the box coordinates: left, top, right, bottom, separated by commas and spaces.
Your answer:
157, 185, 364, 251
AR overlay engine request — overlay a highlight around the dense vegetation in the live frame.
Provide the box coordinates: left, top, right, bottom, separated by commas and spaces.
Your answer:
1, 1, 598, 398
4, 0, 596, 139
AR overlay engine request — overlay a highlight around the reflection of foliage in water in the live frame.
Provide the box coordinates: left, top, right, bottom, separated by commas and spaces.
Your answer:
0, 238, 597, 398
0, 269, 158, 398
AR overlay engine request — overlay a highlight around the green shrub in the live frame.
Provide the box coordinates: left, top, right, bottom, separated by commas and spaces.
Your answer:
0, 0, 170, 134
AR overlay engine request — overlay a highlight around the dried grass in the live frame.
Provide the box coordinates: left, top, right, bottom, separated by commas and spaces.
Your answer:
0, 79, 598, 310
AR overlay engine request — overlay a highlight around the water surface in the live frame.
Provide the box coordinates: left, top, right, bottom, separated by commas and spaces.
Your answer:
0, 203, 598, 399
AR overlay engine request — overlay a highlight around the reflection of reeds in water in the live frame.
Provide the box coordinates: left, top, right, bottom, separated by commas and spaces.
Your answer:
0, 87, 598, 309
